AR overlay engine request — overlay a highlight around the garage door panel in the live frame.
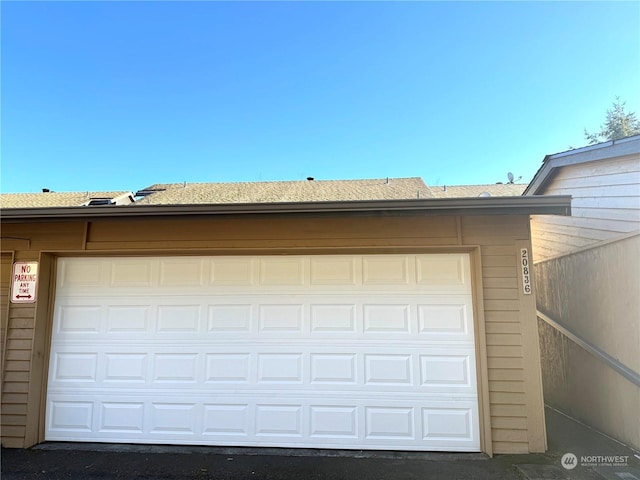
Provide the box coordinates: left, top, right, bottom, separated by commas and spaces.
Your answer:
51, 352, 99, 382
203, 403, 250, 436
310, 256, 359, 286
111, 260, 154, 287
106, 305, 150, 332
58, 259, 106, 288
99, 401, 145, 434
259, 257, 306, 286
48, 254, 480, 451
104, 353, 148, 382
48, 400, 95, 433
363, 255, 412, 285
55, 256, 473, 295
418, 302, 473, 340
52, 294, 474, 341
159, 258, 207, 287
46, 392, 479, 450
47, 346, 477, 394
416, 254, 470, 288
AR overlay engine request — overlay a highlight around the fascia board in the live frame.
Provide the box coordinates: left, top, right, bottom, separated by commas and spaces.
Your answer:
0, 196, 571, 223
524, 136, 640, 195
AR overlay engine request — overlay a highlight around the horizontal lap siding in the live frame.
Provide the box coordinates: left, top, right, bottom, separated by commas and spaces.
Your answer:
1, 246, 66, 448
462, 216, 530, 454
1, 253, 30, 448
531, 153, 640, 261
1, 253, 11, 368
85, 216, 460, 250
2, 303, 35, 447
1, 214, 541, 453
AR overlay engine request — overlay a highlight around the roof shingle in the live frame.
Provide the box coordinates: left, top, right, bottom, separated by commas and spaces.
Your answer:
430, 184, 527, 198
135, 178, 434, 205
0, 191, 134, 208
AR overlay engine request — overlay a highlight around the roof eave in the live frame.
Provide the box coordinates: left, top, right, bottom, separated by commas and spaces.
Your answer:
0, 196, 572, 222
524, 135, 640, 195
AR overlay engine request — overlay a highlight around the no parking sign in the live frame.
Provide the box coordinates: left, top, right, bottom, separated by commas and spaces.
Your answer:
11, 261, 38, 303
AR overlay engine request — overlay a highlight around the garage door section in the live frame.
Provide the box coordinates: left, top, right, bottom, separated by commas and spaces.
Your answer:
46, 254, 480, 451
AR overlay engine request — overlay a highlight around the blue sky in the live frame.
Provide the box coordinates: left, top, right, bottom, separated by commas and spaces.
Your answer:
1, 1, 639, 194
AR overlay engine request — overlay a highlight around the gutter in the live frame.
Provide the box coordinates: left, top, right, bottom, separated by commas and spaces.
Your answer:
0, 196, 571, 223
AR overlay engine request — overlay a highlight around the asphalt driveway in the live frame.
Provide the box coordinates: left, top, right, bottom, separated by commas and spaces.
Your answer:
0, 446, 547, 480
2, 407, 639, 480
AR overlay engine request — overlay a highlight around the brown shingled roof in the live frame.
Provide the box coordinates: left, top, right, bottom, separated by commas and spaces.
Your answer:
0, 191, 134, 208
430, 184, 527, 198
1, 179, 529, 210
135, 178, 434, 205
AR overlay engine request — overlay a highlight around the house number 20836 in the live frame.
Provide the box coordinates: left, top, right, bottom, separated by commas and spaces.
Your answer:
520, 248, 532, 295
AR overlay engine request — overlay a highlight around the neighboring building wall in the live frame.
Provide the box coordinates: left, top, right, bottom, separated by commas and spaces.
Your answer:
530, 152, 640, 261
0, 214, 546, 454
535, 234, 640, 450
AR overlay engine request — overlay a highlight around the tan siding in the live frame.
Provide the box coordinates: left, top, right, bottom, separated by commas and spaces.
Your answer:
1, 426, 26, 437
0, 252, 14, 448
486, 346, 523, 357
487, 357, 523, 369
492, 429, 528, 442
483, 289, 519, 300
4, 350, 31, 361
488, 369, 524, 381
1, 213, 546, 454
461, 215, 542, 454
2, 302, 34, 447
2, 393, 28, 404
1, 403, 28, 415
531, 153, 640, 261
486, 334, 521, 346
1, 253, 12, 370
484, 322, 521, 334
86, 216, 459, 245
2, 371, 30, 382
491, 416, 528, 429
483, 277, 518, 289
490, 404, 527, 417
484, 300, 520, 311
489, 392, 527, 404
489, 381, 525, 393
484, 311, 519, 322
3, 360, 30, 372
482, 266, 517, 279
491, 441, 528, 454
1, 223, 86, 252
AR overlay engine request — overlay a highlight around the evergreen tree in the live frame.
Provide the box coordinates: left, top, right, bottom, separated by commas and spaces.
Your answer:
584, 97, 640, 144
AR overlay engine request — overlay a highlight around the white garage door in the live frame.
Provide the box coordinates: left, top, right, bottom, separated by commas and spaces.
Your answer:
46, 254, 480, 451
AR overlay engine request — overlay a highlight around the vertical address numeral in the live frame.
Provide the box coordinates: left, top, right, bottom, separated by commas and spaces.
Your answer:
520, 248, 532, 295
